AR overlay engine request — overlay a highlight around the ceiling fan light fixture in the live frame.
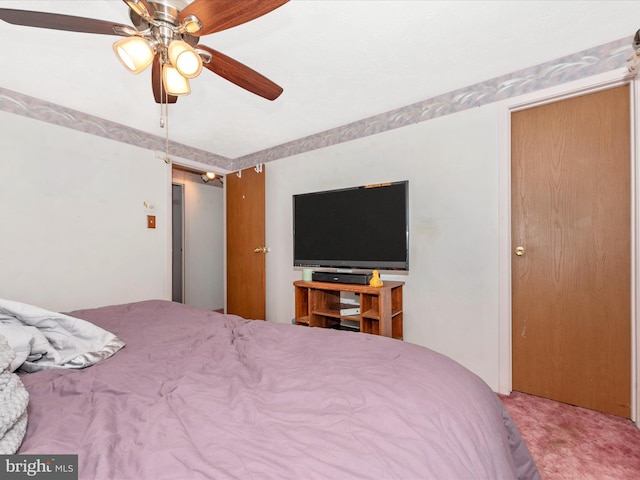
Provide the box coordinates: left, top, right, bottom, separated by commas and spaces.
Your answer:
125, 0, 151, 19
163, 64, 191, 96
201, 172, 216, 182
168, 40, 203, 78
182, 15, 203, 34
113, 36, 154, 74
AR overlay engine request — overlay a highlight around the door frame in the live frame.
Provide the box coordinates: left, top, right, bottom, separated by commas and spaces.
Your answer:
497, 68, 639, 425
167, 162, 229, 310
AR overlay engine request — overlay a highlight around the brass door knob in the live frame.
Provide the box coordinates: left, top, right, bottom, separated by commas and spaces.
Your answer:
514, 246, 526, 256
253, 247, 269, 254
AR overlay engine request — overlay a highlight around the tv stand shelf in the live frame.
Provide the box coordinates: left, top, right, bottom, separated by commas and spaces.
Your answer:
294, 280, 404, 339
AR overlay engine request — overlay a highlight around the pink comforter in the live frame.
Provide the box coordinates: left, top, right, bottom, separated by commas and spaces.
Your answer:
18, 300, 539, 479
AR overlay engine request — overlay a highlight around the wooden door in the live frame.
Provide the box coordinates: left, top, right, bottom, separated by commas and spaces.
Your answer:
511, 85, 631, 418
226, 165, 266, 320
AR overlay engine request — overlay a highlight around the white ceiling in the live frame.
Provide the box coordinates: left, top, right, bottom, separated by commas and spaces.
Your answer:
1, 0, 640, 163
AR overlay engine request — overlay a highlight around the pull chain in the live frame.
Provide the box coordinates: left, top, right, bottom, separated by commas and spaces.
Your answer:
159, 60, 171, 165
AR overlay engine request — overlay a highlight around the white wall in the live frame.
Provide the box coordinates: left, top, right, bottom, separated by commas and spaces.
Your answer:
266, 104, 501, 389
0, 112, 170, 312
172, 170, 224, 311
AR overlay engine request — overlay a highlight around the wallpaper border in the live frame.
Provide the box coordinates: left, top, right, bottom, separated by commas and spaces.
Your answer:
0, 88, 231, 169
232, 36, 633, 170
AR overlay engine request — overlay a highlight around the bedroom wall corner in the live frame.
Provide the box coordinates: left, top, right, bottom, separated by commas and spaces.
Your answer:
0, 112, 171, 312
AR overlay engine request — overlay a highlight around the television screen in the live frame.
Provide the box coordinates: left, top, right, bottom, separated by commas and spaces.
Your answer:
293, 181, 409, 271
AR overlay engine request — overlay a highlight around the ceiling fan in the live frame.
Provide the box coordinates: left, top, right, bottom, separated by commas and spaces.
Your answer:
0, 0, 288, 103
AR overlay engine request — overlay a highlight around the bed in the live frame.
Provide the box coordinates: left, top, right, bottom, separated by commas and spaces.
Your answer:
3, 299, 539, 479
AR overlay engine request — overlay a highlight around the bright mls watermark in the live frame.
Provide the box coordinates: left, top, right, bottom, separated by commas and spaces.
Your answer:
1, 455, 77, 480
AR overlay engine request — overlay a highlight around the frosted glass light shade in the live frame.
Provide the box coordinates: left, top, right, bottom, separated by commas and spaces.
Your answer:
124, 0, 149, 18
113, 37, 154, 74
168, 40, 203, 79
162, 64, 191, 96
182, 15, 203, 34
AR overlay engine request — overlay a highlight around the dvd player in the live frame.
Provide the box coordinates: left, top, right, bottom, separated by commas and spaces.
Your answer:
312, 271, 373, 285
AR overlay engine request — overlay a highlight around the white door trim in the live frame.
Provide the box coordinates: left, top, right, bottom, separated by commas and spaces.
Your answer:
497, 68, 639, 425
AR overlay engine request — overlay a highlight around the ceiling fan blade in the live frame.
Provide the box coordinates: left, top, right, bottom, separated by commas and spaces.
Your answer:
198, 45, 283, 101
0, 8, 130, 36
179, 0, 289, 36
152, 54, 178, 104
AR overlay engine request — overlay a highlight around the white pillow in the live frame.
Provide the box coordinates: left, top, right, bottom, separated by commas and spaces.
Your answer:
0, 298, 124, 372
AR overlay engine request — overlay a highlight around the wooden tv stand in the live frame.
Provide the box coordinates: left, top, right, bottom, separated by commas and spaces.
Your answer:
293, 280, 404, 339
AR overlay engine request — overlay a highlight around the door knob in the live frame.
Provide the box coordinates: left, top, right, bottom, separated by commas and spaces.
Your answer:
514, 246, 526, 256
253, 247, 270, 254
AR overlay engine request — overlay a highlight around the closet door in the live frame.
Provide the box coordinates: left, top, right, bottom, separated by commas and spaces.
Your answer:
226, 166, 266, 320
511, 85, 631, 417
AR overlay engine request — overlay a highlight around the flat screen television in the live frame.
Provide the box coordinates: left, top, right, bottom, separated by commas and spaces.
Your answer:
293, 181, 409, 271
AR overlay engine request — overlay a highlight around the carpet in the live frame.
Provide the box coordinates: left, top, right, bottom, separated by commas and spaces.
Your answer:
500, 391, 640, 480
